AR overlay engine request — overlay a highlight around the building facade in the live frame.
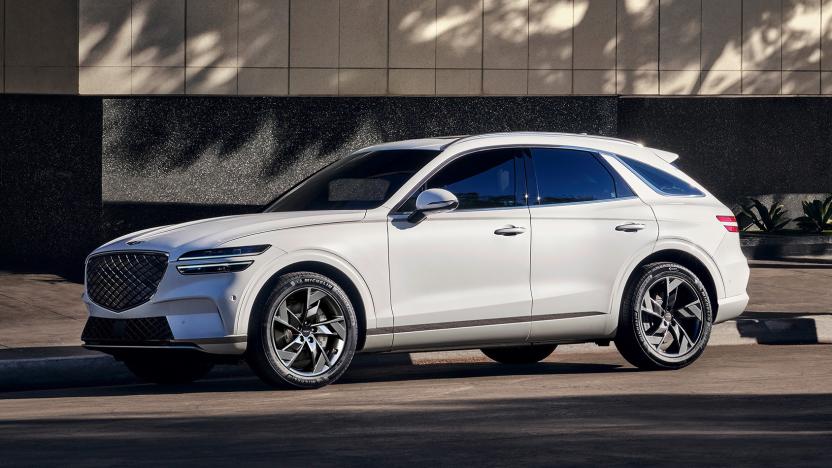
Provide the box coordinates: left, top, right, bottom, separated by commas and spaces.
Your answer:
3, 0, 832, 96
1, 0, 831, 275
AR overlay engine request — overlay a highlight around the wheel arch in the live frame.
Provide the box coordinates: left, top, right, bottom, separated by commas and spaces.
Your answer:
238, 251, 375, 351
608, 242, 725, 334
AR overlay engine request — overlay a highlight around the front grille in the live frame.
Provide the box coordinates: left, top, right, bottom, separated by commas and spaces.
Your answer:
82, 316, 173, 344
86, 252, 168, 312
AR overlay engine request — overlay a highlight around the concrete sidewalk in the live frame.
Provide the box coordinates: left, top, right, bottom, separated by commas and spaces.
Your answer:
1, 261, 830, 390
0, 273, 87, 349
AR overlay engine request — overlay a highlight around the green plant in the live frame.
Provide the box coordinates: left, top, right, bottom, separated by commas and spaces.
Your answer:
737, 198, 790, 232
794, 195, 832, 233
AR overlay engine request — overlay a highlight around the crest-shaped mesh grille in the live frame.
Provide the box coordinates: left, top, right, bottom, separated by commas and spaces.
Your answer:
86, 252, 168, 312
82, 316, 173, 343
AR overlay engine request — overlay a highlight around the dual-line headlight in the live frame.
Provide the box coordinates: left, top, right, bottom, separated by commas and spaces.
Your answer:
176, 245, 271, 275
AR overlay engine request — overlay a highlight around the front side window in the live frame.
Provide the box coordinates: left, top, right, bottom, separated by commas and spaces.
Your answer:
619, 156, 704, 196
530, 148, 620, 205
266, 149, 440, 212
402, 148, 525, 211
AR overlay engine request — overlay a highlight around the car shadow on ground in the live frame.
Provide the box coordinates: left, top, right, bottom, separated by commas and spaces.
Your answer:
342, 360, 631, 384
0, 392, 830, 466
0, 360, 630, 400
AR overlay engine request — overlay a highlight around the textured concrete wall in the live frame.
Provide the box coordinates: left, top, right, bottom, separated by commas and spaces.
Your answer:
2, 94, 831, 275
6, 0, 832, 95
101, 96, 617, 236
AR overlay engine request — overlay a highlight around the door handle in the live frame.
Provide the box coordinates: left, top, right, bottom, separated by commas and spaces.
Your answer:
615, 222, 646, 232
494, 225, 527, 236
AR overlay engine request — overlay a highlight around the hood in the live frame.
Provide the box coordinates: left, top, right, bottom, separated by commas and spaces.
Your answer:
96, 210, 366, 255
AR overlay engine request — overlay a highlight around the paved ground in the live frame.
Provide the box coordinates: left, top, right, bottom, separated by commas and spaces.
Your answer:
744, 262, 832, 316
1, 261, 831, 348
0, 273, 86, 348
0, 345, 829, 467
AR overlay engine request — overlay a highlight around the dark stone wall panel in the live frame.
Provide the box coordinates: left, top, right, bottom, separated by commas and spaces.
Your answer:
6, 95, 832, 278
0, 95, 102, 279
617, 97, 832, 204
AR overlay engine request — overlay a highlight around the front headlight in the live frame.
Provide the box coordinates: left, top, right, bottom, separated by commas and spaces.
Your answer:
177, 261, 253, 275
178, 244, 271, 261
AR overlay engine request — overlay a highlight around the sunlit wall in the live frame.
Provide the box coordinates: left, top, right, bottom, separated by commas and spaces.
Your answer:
3, 0, 832, 96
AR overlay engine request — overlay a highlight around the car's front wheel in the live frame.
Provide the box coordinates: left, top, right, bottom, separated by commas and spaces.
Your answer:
481, 344, 557, 364
615, 262, 713, 370
247, 272, 358, 389
122, 352, 215, 384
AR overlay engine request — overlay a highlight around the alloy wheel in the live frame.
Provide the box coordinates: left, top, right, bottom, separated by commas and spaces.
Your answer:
637, 275, 705, 360
268, 286, 347, 377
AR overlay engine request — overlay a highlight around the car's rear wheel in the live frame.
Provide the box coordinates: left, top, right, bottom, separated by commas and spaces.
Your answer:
247, 272, 358, 389
615, 262, 713, 370
481, 344, 557, 364
122, 352, 215, 384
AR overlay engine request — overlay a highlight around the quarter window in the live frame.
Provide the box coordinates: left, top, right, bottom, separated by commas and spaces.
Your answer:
530, 148, 620, 205
621, 156, 705, 196
619, 156, 704, 196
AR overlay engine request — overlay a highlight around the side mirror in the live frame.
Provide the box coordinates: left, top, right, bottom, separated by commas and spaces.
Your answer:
407, 188, 459, 224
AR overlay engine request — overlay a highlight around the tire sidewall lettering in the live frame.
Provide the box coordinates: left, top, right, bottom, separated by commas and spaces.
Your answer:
630, 264, 712, 366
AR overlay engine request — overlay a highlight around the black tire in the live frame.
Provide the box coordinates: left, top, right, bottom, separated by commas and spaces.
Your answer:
615, 262, 713, 370
481, 345, 557, 364
122, 352, 215, 384
247, 272, 358, 389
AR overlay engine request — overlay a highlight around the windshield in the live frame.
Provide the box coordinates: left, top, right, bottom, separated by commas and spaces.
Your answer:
265, 149, 441, 212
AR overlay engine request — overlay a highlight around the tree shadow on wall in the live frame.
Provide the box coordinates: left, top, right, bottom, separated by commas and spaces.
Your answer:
85, 0, 821, 176
105, 96, 619, 179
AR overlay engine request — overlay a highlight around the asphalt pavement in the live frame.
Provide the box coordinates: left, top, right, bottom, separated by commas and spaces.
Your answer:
1, 344, 830, 467
1, 262, 830, 466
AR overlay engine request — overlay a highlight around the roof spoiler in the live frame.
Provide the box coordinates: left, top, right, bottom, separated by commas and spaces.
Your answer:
650, 148, 679, 164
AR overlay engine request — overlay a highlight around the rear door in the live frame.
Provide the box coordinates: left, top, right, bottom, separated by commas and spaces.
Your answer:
526, 147, 658, 341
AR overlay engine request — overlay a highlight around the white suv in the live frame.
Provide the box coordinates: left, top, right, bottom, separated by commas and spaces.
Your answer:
82, 132, 749, 389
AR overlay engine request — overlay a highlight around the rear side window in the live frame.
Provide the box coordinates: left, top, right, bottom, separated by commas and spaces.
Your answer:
530, 148, 623, 205
619, 156, 704, 196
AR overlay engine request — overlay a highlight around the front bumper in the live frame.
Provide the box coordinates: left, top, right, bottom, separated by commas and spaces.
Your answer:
82, 250, 274, 355
81, 315, 247, 355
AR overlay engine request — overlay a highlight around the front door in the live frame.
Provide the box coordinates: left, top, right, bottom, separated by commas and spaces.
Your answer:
387, 148, 532, 349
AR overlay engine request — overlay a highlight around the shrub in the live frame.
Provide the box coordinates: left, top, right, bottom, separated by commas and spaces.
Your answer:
737, 198, 790, 232
795, 195, 832, 233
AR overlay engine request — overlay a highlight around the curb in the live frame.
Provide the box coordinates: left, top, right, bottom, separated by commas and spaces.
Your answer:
741, 233, 832, 261
1, 316, 829, 392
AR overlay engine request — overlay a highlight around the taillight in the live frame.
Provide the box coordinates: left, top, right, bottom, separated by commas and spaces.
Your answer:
717, 215, 739, 232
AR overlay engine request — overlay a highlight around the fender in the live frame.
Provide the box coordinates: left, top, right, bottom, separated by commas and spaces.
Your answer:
233, 248, 379, 337
603, 237, 726, 336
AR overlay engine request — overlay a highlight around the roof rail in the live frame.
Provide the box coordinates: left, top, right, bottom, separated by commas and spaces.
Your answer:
435, 135, 469, 149
445, 132, 642, 149
574, 133, 643, 146
431, 135, 470, 140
